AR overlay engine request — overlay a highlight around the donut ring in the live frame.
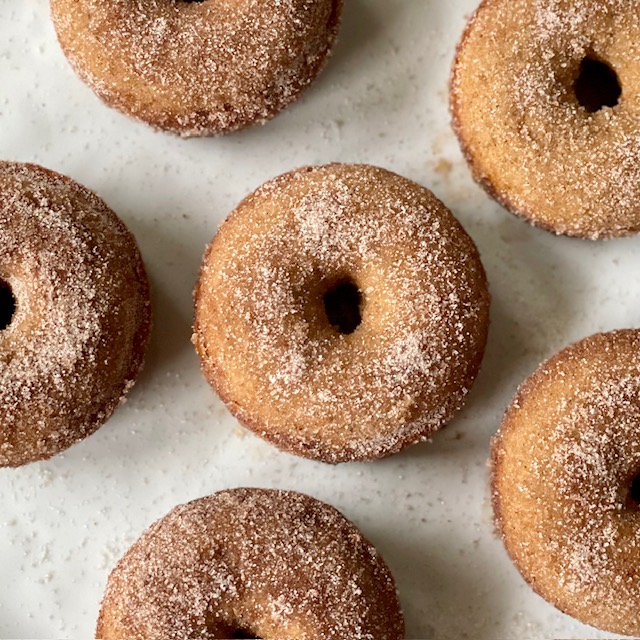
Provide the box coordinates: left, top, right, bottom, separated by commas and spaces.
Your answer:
451, 0, 640, 239
492, 330, 640, 635
193, 163, 490, 463
50, 0, 342, 137
0, 162, 151, 468
96, 488, 405, 640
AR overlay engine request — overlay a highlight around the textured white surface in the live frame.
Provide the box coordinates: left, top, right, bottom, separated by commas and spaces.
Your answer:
0, 0, 638, 638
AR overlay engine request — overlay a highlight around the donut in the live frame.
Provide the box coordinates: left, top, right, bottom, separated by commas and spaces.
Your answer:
451, 0, 640, 239
50, 0, 342, 137
492, 329, 640, 635
0, 162, 151, 468
96, 487, 405, 640
193, 163, 490, 463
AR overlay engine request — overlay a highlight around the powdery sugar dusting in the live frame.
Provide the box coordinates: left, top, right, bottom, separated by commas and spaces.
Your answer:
0, 162, 150, 467
97, 488, 404, 640
195, 164, 489, 462
452, 0, 640, 238
494, 331, 640, 633
548, 376, 640, 597
51, 0, 341, 136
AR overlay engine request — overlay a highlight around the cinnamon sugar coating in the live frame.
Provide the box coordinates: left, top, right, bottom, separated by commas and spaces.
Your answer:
0, 162, 151, 468
492, 330, 640, 635
193, 164, 490, 463
451, 0, 640, 239
96, 488, 405, 640
50, 0, 342, 137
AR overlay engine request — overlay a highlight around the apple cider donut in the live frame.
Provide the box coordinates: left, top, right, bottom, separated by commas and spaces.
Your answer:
50, 0, 343, 137
492, 330, 640, 635
0, 162, 151, 467
193, 163, 490, 463
96, 488, 405, 640
451, 0, 640, 238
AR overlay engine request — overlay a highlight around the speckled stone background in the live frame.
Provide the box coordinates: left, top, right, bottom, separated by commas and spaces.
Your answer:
1, 1, 638, 638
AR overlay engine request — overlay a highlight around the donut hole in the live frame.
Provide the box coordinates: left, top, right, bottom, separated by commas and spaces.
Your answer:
0, 279, 16, 331
574, 56, 621, 113
231, 630, 260, 639
322, 278, 363, 335
629, 473, 640, 505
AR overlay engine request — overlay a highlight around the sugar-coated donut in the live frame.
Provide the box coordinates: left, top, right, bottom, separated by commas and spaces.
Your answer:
451, 0, 640, 239
492, 330, 640, 635
96, 488, 405, 640
50, 0, 342, 137
193, 163, 490, 463
0, 162, 151, 468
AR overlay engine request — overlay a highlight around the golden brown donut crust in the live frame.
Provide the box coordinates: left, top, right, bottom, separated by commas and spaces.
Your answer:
193, 163, 490, 463
0, 162, 151, 468
492, 330, 640, 635
451, 0, 640, 239
96, 487, 405, 640
50, 0, 342, 137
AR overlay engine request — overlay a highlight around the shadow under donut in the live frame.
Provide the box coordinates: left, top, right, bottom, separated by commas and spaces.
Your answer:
366, 524, 512, 639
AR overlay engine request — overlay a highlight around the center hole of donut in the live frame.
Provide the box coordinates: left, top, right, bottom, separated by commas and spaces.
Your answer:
574, 56, 621, 113
629, 474, 640, 505
0, 279, 16, 331
323, 278, 362, 335
231, 630, 260, 639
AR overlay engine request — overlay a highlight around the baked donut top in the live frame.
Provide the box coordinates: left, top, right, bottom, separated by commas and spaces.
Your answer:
97, 488, 404, 640
493, 330, 640, 634
194, 164, 489, 463
451, 0, 640, 238
51, 0, 341, 136
0, 162, 150, 467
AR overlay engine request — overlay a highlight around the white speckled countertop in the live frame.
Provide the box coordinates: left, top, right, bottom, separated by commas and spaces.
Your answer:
1, 1, 638, 638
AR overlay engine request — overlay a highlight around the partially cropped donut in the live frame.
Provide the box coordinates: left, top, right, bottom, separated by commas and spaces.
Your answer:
451, 0, 640, 239
193, 163, 490, 463
50, 0, 342, 137
0, 162, 151, 468
492, 330, 640, 635
96, 488, 405, 640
